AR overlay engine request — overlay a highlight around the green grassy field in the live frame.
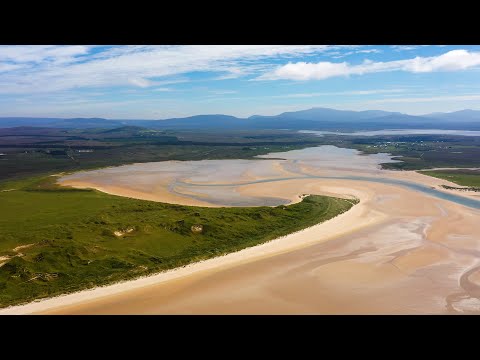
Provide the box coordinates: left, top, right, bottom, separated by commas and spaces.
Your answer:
0, 176, 356, 308
419, 169, 480, 188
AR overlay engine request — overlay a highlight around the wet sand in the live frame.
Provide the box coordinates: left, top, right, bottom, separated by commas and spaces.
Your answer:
57, 146, 398, 207
3, 145, 480, 314
58, 146, 480, 206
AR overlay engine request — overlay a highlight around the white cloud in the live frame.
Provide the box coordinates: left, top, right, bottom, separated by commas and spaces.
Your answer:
209, 90, 237, 95
0, 45, 338, 94
266, 61, 351, 81
356, 49, 381, 54
153, 87, 173, 92
128, 77, 152, 87
366, 93, 480, 104
346, 89, 403, 95
403, 50, 480, 72
327, 48, 382, 59
4, 45, 479, 104
391, 45, 419, 51
0, 63, 23, 73
258, 50, 480, 81
0, 45, 90, 64
151, 78, 189, 86
272, 89, 405, 98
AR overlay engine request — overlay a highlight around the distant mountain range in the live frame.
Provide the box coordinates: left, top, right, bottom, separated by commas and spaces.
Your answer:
1, 108, 480, 131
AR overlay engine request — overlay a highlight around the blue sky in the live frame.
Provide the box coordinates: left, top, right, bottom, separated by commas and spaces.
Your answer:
1, 45, 480, 119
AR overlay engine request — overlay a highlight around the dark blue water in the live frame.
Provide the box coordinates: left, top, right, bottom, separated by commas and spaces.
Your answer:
177, 175, 480, 210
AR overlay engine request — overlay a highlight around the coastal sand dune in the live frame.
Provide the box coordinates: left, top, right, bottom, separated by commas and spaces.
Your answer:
1, 184, 379, 314
37, 180, 480, 315
3, 146, 480, 314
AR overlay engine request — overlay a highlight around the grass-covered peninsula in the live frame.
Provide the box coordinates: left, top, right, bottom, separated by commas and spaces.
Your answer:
0, 176, 356, 308
419, 169, 480, 191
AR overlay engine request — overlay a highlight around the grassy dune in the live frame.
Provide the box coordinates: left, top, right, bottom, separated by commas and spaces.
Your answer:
0, 176, 356, 308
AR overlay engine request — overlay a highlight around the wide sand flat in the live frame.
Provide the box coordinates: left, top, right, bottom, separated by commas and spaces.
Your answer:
3, 146, 480, 314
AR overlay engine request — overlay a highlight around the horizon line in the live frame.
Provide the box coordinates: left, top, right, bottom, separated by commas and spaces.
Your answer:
1, 107, 479, 121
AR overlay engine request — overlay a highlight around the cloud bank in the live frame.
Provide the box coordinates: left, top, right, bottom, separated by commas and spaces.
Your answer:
257, 50, 480, 81
2, 46, 480, 95
0, 45, 336, 94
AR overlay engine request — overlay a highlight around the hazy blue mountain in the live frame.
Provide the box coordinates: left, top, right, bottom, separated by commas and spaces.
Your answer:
0, 117, 67, 127
100, 126, 146, 134
0, 115, 249, 130
0, 117, 123, 129
358, 114, 430, 123
357, 110, 403, 118
53, 118, 125, 128
247, 113, 451, 130
249, 107, 400, 122
246, 109, 445, 130
2, 108, 480, 131
146, 115, 247, 129
423, 109, 480, 122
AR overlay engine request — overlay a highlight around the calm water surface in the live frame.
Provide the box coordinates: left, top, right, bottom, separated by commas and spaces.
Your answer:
60, 145, 480, 209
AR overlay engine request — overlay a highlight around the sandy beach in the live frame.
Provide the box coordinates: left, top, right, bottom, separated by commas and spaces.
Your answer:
3, 145, 480, 314
1, 182, 381, 314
